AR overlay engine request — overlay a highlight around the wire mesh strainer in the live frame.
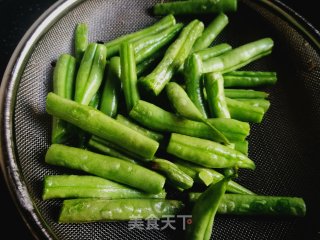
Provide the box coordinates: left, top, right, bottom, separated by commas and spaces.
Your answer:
1, 0, 320, 239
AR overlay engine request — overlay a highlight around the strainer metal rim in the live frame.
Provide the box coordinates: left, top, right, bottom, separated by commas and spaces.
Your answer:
0, 0, 319, 239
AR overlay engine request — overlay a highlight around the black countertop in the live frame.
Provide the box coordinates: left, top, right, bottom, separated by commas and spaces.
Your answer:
0, 1, 318, 239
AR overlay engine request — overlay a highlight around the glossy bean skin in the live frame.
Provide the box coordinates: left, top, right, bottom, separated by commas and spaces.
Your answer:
195, 43, 232, 61
205, 72, 231, 118
104, 15, 176, 57
43, 175, 166, 200
202, 38, 274, 74
237, 99, 270, 112
74, 23, 88, 63
188, 194, 306, 217
46, 93, 159, 160
192, 13, 229, 52
233, 140, 249, 156
100, 57, 121, 117
120, 42, 140, 112
129, 100, 250, 142
136, 50, 164, 77
151, 158, 194, 190
140, 20, 204, 96
59, 199, 183, 223
134, 23, 183, 64
45, 144, 165, 194
153, 0, 237, 16
224, 71, 277, 88
224, 89, 269, 99
166, 82, 228, 143
187, 178, 229, 240
167, 133, 255, 169
52, 54, 76, 144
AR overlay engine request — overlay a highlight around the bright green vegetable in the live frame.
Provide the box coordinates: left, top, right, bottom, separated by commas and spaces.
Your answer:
59, 199, 184, 222
45, 144, 165, 193
174, 160, 255, 195
166, 82, 229, 144
153, 0, 237, 16
224, 89, 269, 99
167, 133, 255, 169
46, 93, 159, 160
74, 43, 107, 105
116, 114, 163, 142
74, 23, 88, 63
100, 57, 121, 117
140, 20, 204, 96
226, 97, 265, 123
130, 100, 250, 142
188, 194, 306, 217
192, 13, 229, 52
195, 43, 232, 61
187, 178, 230, 240
43, 175, 166, 200
205, 72, 230, 118
52, 54, 76, 144
104, 15, 176, 57
184, 53, 207, 118
120, 42, 140, 112
88, 92, 100, 109
202, 38, 274, 74
237, 99, 271, 112
134, 23, 183, 64
224, 71, 277, 88
151, 158, 194, 190
233, 140, 249, 156
136, 50, 163, 77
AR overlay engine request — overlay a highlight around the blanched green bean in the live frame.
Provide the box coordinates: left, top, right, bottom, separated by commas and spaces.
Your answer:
136, 50, 163, 77
224, 89, 269, 99
237, 99, 271, 112
195, 43, 232, 61
46, 93, 159, 160
45, 144, 165, 193
74, 23, 88, 63
224, 71, 277, 88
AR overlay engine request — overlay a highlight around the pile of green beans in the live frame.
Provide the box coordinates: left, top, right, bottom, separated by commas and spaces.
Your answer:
43, 4, 305, 239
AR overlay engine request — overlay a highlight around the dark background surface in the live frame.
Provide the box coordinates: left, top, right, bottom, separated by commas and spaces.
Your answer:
0, 0, 318, 239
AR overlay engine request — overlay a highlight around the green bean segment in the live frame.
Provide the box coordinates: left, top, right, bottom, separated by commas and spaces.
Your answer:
202, 38, 274, 74
140, 20, 204, 95
237, 99, 271, 112
153, 0, 237, 16
192, 13, 229, 52
74, 23, 88, 63
45, 144, 165, 193
100, 57, 121, 117
167, 133, 255, 169
59, 199, 184, 222
224, 71, 277, 88
130, 100, 249, 142
225, 89, 269, 99
195, 43, 232, 61
46, 93, 159, 159
189, 194, 306, 217
43, 175, 166, 200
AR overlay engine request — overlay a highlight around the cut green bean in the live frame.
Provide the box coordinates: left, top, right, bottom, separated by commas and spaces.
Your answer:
116, 114, 163, 142
167, 133, 255, 169
233, 141, 249, 156
153, 0, 237, 16
46, 93, 159, 160
140, 20, 204, 95
130, 100, 250, 142
74, 23, 88, 63
45, 144, 165, 193
52, 54, 76, 144
100, 57, 121, 117
174, 160, 255, 195
205, 72, 230, 118
151, 158, 194, 190
104, 15, 176, 57
188, 194, 306, 217
192, 13, 229, 52
224, 89, 269, 99
202, 38, 274, 74
134, 23, 183, 64
59, 199, 184, 223
237, 99, 271, 112
166, 82, 229, 144
184, 53, 208, 118
43, 175, 166, 200
224, 71, 277, 88
226, 97, 265, 123
136, 50, 163, 77
120, 42, 140, 112
195, 43, 232, 61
